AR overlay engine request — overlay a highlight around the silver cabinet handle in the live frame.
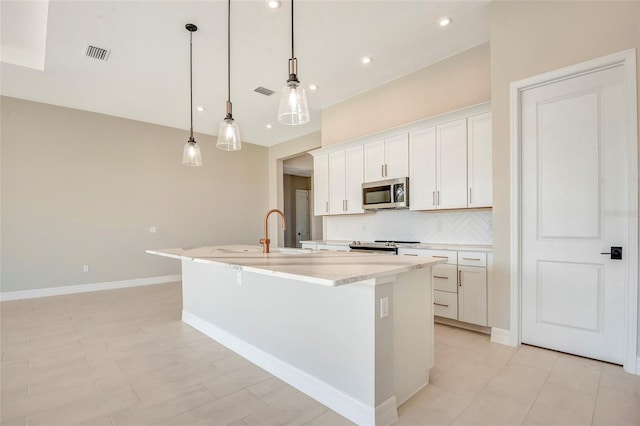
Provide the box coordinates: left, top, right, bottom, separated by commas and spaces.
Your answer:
381, 164, 385, 177
384, 164, 388, 177
469, 188, 473, 204
325, 201, 328, 212
462, 257, 481, 261
432, 255, 448, 259
458, 270, 462, 286
345, 199, 348, 211
437, 191, 440, 206
434, 303, 449, 307
433, 275, 449, 279
343, 200, 346, 211
432, 191, 436, 206
403, 253, 418, 256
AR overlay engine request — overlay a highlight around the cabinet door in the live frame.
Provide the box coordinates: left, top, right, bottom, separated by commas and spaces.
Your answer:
363, 139, 386, 182
384, 134, 409, 179
467, 112, 492, 208
437, 119, 468, 209
345, 145, 364, 214
458, 266, 487, 326
328, 151, 347, 215
409, 127, 437, 210
313, 154, 330, 216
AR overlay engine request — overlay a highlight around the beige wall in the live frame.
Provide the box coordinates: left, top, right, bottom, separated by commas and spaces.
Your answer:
321, 43, 491, 147
1, 96, 269, 292
489, 0, 640, 330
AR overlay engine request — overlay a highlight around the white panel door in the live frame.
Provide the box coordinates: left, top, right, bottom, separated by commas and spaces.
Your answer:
345, 145, 364, 214
521, 65, 627, 364
313, 154, 329, 216
363, 139, 385, 182
384, 134, 409, 179
409, 127, 437, 210
328, 150, 346, 215
437, 119, 468, 209
467, 112, 492, 208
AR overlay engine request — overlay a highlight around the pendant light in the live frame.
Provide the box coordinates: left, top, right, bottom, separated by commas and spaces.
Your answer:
216, 0, 241, 151
277, 0, 309, 125
182, 23, 203, 166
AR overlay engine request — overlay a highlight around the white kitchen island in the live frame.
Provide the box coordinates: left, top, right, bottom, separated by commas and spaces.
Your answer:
147, 245, 443, 426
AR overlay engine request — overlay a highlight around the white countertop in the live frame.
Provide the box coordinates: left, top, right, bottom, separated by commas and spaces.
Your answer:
300, 240, 493, 252
147, 245, 444, 286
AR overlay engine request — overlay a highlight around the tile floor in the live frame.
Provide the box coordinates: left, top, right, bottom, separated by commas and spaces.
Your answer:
1, 282, 639, 426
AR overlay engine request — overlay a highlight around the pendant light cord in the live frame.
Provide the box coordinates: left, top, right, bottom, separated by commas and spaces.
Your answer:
189, 29, 194, 140
227, 0, 231, 104
291, 0, 294, 59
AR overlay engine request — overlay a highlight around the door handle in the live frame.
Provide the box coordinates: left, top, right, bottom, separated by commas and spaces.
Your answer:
600, 246, 622, 260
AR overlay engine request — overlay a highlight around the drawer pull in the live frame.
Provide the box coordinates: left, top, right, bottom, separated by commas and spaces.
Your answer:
432, 256, 448, 259
434, 303, 449, 307
462, 257, 481, 261
403, 253, 418, 256
433, 276, 449, 279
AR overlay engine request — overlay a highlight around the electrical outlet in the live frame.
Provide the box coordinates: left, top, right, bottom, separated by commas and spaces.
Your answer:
380, 297, 389, 318
149, 226, 157, 234
436, 221, 443, 232
83, 265, 89, 273
236, 272, 242, 286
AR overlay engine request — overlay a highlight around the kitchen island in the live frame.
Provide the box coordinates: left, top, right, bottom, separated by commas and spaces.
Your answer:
147, 245, 444, 426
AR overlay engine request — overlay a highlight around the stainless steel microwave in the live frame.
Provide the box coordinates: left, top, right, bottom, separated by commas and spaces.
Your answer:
362, 177, 409, 210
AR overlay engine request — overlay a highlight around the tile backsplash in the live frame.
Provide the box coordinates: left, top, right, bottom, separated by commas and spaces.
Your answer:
325, 209, 493, 245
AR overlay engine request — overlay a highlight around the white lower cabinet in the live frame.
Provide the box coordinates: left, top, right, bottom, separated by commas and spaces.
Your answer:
458, 265, 487, 326
398, 247, 489, 327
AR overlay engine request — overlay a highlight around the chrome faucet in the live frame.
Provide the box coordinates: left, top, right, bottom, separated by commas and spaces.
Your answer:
260, 209, 286, 253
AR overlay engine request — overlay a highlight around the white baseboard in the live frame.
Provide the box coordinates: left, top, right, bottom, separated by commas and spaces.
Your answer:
0, 274, 181, 301
491, 327, 517, 347
183, 310, 396, 426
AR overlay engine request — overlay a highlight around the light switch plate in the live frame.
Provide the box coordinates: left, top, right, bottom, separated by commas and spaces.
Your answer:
380, 297, 389, 318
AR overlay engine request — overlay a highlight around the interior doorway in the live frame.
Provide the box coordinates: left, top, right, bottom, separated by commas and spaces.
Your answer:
283, 153, 321, 248
510, 49, 638, 372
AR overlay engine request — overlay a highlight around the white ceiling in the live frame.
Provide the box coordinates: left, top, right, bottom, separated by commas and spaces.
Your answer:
0, 0, 489, 147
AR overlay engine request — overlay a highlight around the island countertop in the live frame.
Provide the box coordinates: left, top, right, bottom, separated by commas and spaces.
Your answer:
147, 244, 445, 286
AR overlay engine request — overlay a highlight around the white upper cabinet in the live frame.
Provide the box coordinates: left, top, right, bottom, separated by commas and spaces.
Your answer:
345, 145, 364, 214
409, 127, 437, 210
410, 119, 467, 210
364, 134, 409, 182
467, 112, 493, 208
328, 151, 347, 215
328, 146, 364, 215
313, 154, 329, 216
437, 119, 468, 210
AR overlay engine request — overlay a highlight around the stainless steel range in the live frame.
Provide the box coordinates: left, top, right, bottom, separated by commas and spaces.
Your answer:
348, 240, 420, 255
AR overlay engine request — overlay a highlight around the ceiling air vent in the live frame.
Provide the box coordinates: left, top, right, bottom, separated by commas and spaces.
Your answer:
254, 86, 275, 96
85, 45, 110, 61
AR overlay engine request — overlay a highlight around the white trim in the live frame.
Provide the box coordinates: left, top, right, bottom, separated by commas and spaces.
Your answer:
509, 49, 639, 374
491, 327, 517, 346
183, 310, 397, 426
0, 274, 181, 301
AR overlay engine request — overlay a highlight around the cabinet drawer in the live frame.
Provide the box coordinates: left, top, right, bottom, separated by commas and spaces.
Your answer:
316, 244, 351, 252
432, 264, 458, 292
433, 290, 458, 320
458, 251, 487, 267
398, 248, 457, 264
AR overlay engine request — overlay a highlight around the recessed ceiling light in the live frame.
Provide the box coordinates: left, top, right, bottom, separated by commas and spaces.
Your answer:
438, 16, 452, 27
196, 106, 206, 112
361, 56, 373, 65
266, 0, 281, 9
309, 84, 319, 91
266, 124, 273, 129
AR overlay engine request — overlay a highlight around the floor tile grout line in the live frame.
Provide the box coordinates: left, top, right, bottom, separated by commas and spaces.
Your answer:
590, 365, 604, 426
520, 350, 560, 424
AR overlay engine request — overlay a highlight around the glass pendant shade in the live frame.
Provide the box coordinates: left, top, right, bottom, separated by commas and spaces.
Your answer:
182, 139, 202, 166
278, 79, 309, 125
216, 117, 241, 151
